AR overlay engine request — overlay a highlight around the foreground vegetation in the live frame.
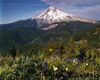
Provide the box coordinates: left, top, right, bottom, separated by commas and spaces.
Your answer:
0, 36, 100, 80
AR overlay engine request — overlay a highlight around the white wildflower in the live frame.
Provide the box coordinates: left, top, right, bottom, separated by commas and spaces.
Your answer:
65, 68, 68, 71
53, 66, 58, 71
73, 59, 76, 63
86, 63, 88, 66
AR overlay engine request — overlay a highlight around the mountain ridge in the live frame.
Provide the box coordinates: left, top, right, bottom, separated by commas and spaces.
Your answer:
0, 6, 99, 31
31, 6, 98, 29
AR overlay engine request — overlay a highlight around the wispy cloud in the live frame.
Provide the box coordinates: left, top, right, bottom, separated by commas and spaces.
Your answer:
67, 5, 100, 20
41, 0, 100, 20
42, 0, 100, 6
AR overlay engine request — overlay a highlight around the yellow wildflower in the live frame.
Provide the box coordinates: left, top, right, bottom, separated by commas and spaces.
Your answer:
49, 49, 52, 52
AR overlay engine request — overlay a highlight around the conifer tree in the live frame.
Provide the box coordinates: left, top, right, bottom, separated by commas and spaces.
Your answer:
65, 37, 75, 57
58, 38, 65, 55
48, 38, 55, 49
90, 48, 96, 60
85, 50, 91, 59
79, 36, 87, 59
10, 45, 19, 59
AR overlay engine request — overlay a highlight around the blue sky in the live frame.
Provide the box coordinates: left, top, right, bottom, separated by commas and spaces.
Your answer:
0, 0, 100, 24
0, 0, 49, 24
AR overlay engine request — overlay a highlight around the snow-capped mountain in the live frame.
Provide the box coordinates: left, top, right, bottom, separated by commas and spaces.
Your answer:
32, 6, 97, 27
0, 6, 99, 51
0, 6, 99, 31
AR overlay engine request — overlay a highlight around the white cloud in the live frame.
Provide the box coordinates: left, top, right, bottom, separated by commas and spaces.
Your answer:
66, 5, 100, 20
42, 0, 100, 6
41, 0, 100, 20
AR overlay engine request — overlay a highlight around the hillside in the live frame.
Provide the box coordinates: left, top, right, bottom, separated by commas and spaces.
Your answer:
0, 27, 46, 52
73, 25, 100, 47
0, 19, 37, 30
0, 21, 98, 52
31, 21, 98, 43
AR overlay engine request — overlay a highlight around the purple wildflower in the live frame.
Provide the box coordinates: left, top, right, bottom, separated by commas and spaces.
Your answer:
66, 57, 69, 61
77, 60, 80, 63
42, 70, 45, 74
44, 62, 47, 67
55, 52, 59, 56
71, 57, 74, 60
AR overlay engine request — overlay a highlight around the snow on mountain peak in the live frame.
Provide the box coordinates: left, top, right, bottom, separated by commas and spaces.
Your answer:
49, 6, 55, 10
32, 6, 97, 26
32, 6, 74, 23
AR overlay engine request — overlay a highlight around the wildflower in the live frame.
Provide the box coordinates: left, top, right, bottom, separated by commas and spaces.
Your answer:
77, 60, 80, 62
73, 59, 76, 63
71, 57, 74, 60
42, 70, 45, 74
86, 63, 88, 66
55, 52, 59, 56
66, 57, 69, 61
49, 49, 52, 52
44, 62, 47, 67
65, 68, 68, 71
54, 67, 58, 71
53, 66, 58, 71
